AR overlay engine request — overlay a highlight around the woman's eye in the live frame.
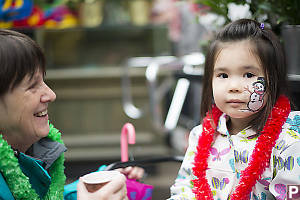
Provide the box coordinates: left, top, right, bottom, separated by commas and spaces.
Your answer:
28, 83, 37, 90
244, 72, 255, 78
28, 81, 41, 90
217, 73, 228, 78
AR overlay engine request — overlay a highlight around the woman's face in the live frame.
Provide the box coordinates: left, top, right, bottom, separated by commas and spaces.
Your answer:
0, 69, 56, 147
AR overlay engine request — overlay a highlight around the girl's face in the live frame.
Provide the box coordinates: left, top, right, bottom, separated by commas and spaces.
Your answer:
0, 70, 56, 150
212, 40, 267, 120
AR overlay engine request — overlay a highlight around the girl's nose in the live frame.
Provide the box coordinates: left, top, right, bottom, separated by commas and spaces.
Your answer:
228, 78, 243, 93
41, 83, 56, 103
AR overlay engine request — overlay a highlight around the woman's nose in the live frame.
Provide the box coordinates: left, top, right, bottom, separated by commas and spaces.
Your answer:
41, 83, 56, 103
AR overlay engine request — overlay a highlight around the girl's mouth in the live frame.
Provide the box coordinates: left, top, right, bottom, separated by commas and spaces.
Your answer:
227, 99, 244, 103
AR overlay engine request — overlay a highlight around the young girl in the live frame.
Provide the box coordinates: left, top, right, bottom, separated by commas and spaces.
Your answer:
168, 19, 300, 200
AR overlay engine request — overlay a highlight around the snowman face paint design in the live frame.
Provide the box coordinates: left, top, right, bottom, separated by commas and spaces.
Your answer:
240, 77, 266, 112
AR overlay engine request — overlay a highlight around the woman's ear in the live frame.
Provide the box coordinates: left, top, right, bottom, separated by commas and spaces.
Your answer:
0, 98, 8, 126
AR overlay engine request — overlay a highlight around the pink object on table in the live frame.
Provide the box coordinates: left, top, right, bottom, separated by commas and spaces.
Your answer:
126, 178, 153, 200
121, 123, 136, 162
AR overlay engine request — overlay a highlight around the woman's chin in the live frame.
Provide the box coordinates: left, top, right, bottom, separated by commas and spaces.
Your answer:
34, 125, 50, 138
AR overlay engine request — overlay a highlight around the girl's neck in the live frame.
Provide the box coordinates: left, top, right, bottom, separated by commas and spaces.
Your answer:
227, 114, 257, 135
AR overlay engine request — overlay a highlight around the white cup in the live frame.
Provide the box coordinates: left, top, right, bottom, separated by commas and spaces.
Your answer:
81, 170, 121, 193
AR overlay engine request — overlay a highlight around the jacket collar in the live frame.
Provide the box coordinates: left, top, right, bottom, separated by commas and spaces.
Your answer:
25, 137, 67, 169
217, 113, 257, 138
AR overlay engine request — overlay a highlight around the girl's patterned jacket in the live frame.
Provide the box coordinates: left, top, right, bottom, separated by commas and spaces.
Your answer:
169, 111, 300, 200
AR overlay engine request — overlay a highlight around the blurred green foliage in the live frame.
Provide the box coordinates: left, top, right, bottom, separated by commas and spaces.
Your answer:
194, 0, 300, 30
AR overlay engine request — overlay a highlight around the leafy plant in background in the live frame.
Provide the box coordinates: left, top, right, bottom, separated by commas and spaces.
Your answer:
249, 0, 300, 32
193, 0, 247, 24
194, 0, 300, 31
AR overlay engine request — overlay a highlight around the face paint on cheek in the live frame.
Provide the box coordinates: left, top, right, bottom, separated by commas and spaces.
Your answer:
239, 77, 266, 112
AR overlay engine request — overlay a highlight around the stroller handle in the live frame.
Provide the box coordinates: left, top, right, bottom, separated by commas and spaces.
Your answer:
105, 156, 184, 171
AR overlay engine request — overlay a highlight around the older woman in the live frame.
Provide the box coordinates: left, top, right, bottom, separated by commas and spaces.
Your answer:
0, 29, 141, 200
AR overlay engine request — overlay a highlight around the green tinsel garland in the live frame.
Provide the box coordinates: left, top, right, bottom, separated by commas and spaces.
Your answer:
0, 123, 66, 200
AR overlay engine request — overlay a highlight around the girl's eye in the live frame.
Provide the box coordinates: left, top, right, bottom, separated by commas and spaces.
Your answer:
244, 72, 255, 78
217, 73, 228, 78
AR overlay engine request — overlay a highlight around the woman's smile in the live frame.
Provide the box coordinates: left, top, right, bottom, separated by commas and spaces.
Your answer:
34, 109, 48, 117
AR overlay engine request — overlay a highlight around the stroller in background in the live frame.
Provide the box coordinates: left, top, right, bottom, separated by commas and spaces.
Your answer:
116, 54, 204, 199
122, 54, 204, 154
64, 54, 203, 199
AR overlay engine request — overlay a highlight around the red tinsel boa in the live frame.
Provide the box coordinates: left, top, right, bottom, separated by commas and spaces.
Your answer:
192, 95, 291, 200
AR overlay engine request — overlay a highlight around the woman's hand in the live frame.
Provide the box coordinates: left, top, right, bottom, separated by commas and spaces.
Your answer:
77, 172, 128, 200
116, 166, 145, 180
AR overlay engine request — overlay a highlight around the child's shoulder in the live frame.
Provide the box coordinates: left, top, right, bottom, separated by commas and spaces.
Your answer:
287, 110, 300, 118
283, 111, 300, 133
190, 124, 203, 139
191, 124, 202, 136
191, 124, 203, 132
278, 111, 300, 144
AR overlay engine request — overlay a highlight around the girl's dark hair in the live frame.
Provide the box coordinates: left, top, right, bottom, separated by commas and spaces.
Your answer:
0, 29, 46, 96
201, 18, 288, 131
